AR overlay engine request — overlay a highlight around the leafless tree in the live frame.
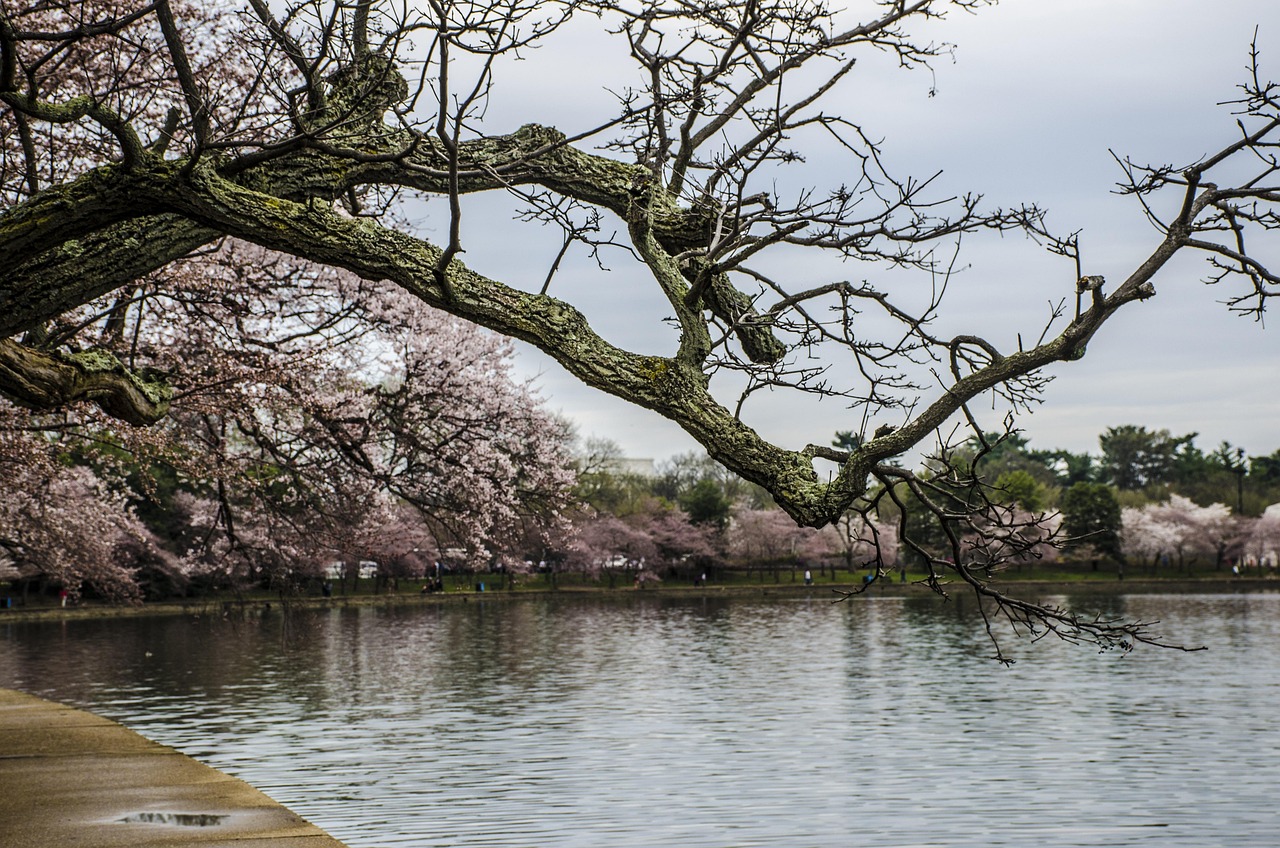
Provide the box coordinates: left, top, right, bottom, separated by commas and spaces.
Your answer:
2, 0, 1275, 653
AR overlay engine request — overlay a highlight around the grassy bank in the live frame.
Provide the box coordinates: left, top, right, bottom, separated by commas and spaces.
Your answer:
2, 566, 1276, 624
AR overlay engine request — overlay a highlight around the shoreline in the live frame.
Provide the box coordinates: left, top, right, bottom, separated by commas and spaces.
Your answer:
0, 688, 352, 847
2, 576, 1276, 624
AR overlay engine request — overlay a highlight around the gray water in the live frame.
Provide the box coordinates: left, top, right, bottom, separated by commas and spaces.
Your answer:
2, 592, 1278, 847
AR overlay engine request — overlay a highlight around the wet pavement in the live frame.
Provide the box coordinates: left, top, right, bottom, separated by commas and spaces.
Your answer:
0, 688, 352, 847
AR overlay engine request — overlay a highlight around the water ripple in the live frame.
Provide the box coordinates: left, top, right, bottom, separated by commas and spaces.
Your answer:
3, 593, 1278, 846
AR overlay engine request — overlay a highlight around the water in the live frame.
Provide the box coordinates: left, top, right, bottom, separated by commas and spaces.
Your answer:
2, 592, 1278, 847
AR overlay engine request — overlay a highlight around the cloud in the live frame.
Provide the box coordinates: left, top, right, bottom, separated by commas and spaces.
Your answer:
449, 1, 1279, 464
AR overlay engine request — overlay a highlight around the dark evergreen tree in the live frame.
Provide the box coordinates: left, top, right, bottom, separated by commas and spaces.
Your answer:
1061, 482, 1123, 560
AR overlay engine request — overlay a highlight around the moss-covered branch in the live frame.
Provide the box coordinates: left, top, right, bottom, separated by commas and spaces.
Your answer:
0, 41, 1248, 529
0, 338, 171, 425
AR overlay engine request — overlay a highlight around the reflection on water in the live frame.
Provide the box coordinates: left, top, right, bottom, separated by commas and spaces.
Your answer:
3, 593, 1278, 847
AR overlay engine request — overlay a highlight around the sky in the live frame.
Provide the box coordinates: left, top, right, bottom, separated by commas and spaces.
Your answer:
427, 0, 1280, 466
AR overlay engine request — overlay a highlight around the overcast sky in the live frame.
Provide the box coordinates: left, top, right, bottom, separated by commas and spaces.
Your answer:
435, 1, 1279, 465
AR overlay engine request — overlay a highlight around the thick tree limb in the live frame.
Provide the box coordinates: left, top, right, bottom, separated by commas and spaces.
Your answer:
0, 14, 1273, 534
0, 338, 171, 425
1, 120, 786, 361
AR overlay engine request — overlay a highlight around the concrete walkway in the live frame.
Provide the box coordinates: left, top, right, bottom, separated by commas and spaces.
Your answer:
0, 688, 352, 847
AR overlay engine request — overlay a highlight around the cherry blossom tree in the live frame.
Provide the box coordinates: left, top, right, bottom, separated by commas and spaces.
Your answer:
632, 506, 721, 581
1119, 503, 1182, 572
830, 510, 900, 578
963, 507, 1060, 572
6, 0, 1273, 650
730, 505, 834, 580
560, 512, 657, 586
1240, 504, 1280, 571
725, 505, 790, 563
0, 242, 575, 598
1120, 496, 1237, 572
0, 444, 156, 602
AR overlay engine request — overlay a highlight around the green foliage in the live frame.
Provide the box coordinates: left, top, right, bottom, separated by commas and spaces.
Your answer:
1033, 449, 1097, 488
572, 438, 659, 516
992, 470, 1048, 512
1091, 428, 1276, 513
831, 430, 862, 452
1060, 482, 1122, 559
1099, 425, 1197, 490
678, 478, 732, 530
1251, 449, 1280, 485
952, 432, 1064, 494
652, 451, 767, 508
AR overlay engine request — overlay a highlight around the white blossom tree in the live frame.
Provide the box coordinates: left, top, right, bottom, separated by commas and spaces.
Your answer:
0, 249, 575, 598
1240, 504, 1280, 571
0, 455, 157, 602
1121, 496, 1237, 571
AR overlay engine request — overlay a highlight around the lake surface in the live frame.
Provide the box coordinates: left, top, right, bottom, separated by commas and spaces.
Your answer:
2, 592, 1278, 847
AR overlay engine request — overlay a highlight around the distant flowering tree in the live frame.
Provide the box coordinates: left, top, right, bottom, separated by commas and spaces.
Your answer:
730, 507, 808, 563
1119, 505, 1181, 570
559, 512, 658, 585
830, 511, 900, 576
729, 505, 843, 580
635, 506, 721, 579
1240, 504, 1280, 570
963, 506, 1061, 572
1121, 496, 1237, 570
551, 501, 720, 586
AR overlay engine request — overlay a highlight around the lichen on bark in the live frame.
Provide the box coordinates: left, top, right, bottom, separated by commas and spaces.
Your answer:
0, 339, 171, 425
